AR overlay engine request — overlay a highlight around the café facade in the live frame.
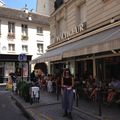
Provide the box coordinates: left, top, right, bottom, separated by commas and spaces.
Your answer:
31, 0, 120, 83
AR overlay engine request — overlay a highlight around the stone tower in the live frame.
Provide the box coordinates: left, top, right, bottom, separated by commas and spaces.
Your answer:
36, 0, 50, 16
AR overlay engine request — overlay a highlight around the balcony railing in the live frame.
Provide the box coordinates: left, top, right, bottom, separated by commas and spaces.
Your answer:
54, 0, 63, 10
7, 32, 15, 39
21, 35, 28, 40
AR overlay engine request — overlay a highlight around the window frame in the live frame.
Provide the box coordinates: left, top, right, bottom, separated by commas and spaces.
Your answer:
8, 43, 15, 52
8, 22, 15, 33
76, 2, 87, 25
0, 20, 1, 35
37, 27, 43, 35
22, 45, 28, 53
37, 43, 44, 54
21, 24, 28, 36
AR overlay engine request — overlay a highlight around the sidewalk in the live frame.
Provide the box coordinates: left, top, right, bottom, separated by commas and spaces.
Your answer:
11, 91, 61, 120
75, 98, 120, 120
11, 90, 120, 120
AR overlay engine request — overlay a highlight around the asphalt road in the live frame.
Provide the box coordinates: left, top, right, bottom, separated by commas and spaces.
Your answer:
0, 86, 28, 120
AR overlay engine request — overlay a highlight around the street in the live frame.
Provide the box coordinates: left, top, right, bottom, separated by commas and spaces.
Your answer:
1, 85, 120, 120
0, 86, 28, 120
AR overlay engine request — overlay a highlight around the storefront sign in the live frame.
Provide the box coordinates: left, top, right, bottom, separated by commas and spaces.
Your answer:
56, 22, 86, 42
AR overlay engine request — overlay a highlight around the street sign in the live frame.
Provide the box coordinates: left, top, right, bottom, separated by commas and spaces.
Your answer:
18, 53, 27, 62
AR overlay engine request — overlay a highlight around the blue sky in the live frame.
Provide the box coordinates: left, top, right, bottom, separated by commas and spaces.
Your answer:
3, 0, 37, 11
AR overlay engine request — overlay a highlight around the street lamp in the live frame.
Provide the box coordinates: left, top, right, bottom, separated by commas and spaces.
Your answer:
18, 53, 27, 81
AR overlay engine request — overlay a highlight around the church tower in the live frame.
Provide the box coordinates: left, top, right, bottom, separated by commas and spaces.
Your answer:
36, 0, 50, 16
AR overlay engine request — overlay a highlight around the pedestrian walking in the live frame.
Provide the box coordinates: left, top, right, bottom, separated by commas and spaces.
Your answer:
61, 68, 74, 120
30, 62, 47, 104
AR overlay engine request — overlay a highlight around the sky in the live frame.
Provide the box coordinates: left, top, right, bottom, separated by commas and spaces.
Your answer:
2, 0, 37, 12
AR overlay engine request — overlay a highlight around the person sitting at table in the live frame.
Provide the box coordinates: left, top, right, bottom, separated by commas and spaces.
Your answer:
107, 78, 119, 103
107, 89, 116, 103
6, 73, 13, 90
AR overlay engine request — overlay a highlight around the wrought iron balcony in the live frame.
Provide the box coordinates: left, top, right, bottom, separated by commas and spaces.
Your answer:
21, 35, 28, 40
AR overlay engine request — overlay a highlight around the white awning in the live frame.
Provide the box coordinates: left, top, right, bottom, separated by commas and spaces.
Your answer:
63, 26, 120, 58
30, 49, 62, 64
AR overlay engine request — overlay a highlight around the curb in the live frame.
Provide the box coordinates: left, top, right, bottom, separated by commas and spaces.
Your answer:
26, 102, 61, 109
73, 106, 102, 120
11, 95, 35, 120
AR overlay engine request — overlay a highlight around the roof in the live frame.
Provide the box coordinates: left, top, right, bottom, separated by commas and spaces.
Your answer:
0, 7, 50, 25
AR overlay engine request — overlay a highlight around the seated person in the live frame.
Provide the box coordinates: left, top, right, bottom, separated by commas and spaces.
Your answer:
6, 73, 13, 90
107, 89, 116, 103
90, 86, 98, 101
110, 78, 120, 90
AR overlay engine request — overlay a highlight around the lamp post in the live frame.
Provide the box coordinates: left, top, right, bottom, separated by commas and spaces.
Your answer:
98, 63, 103, 119
18, 53, 27, 81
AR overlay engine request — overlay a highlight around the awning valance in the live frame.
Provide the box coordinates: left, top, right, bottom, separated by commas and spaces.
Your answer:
63, 26, 120, 58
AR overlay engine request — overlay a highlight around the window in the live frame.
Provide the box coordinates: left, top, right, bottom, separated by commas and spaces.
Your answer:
8, 44, 15, 51
0, 20, 1, 35
22, 45, 28, 53
21, 24, 28, 36
8, 22, 15, 39
76, 3, 87, 25
37, 27, 43, 35
37, 43, 43, 53
54, 0, 63, 10
8, 22, 15, 33
57, 17, 65, 36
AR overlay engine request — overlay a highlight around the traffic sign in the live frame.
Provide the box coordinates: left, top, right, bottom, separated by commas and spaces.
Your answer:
18, 53, 27, 62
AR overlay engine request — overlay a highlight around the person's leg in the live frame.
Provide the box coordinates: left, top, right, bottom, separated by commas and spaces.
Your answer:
67, 90, 74, 120
62, 88, 68, 117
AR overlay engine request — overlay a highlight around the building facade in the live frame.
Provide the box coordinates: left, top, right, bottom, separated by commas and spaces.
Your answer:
0, 7, 50, 82
36, 0, 50, 16
33, 0, 120, 83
